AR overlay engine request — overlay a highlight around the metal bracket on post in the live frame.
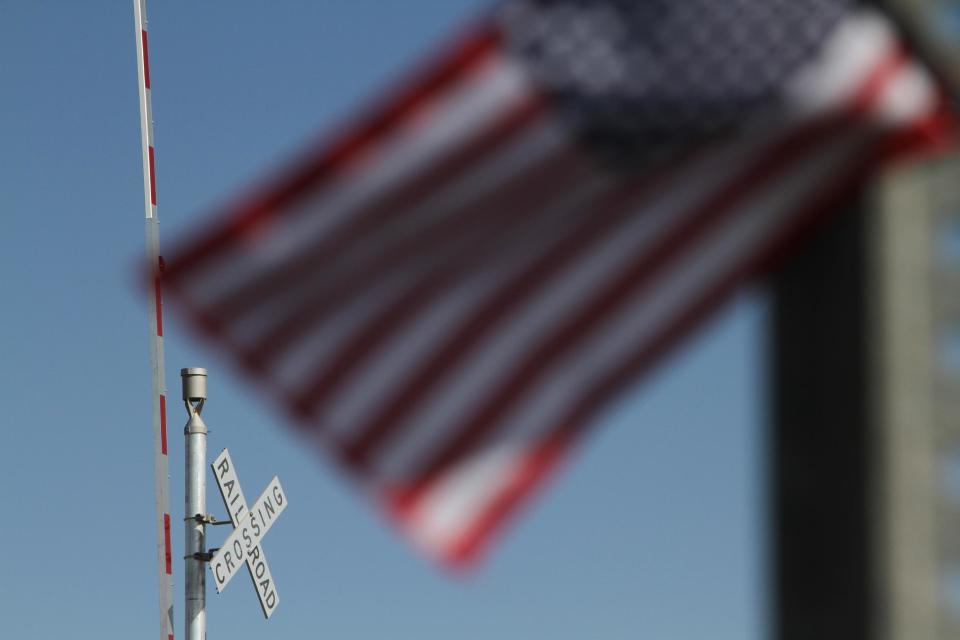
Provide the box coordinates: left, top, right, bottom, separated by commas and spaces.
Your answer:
185, 514, 232, 526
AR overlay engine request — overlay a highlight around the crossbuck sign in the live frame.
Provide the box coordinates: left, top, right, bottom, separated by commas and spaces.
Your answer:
209, 449, 288, 619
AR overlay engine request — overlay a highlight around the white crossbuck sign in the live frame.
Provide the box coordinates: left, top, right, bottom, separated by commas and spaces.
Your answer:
209, 449, 288, 619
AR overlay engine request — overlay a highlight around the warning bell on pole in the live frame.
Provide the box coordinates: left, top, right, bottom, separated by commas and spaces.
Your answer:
181, 367, 207, 403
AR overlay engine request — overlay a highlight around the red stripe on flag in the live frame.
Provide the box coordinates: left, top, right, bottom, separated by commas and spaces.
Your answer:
879, 93, 959, 158
160, 394, 168, 455
163, 24, 503, 280
849, 46, 905, 116
163, 513, 172, 574
141, 30, 151, 90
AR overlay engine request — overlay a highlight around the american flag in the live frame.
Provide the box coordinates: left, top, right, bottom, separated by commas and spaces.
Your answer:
162, 0, 955, 567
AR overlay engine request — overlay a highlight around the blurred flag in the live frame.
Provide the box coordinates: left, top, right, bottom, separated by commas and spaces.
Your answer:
162, 0, 956, 567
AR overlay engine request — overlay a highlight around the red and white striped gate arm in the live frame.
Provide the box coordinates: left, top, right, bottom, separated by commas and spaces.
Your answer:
133, 2, 174, 639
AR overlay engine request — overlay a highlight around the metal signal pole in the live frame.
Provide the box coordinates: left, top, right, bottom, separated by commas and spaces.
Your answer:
182, 368, 209, 640
133, 2, 175, 639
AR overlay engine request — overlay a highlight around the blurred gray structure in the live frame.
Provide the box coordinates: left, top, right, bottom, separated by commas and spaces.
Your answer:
876, 139, 960, 640
771, 2, 960, 638
873, 2, 960, 638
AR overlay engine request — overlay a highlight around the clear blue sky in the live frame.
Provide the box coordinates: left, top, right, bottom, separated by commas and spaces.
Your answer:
0, 2, 766, 638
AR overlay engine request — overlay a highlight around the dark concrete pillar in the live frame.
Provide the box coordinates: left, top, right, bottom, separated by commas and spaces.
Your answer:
769, 197, 879, 640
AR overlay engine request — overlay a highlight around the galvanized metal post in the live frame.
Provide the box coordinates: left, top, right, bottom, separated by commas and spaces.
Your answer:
182, 368, 208, 640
